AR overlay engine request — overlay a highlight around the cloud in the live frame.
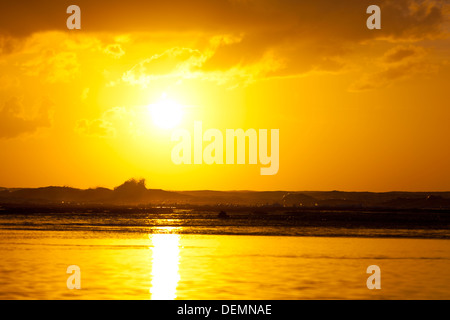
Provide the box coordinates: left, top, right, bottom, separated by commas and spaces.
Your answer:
103, 44, 125, 58
21, 50, 80, 83
0, 98, 52, 139
119, 36, 343, 88
0, 35, 23, 55
383, 45, 425, 63
3, 32, 129, 83
91, 0, 445, 87
349, 45, 437, 91
195, 0, 447, 81
122, 47, 206, 87
75, 118, 116, 138
1, 1, 448, 88
75, 106, 139, 138
0, 1, 447, 39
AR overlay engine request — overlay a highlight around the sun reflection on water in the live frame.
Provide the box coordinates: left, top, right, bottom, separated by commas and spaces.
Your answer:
149, 229, 181, 300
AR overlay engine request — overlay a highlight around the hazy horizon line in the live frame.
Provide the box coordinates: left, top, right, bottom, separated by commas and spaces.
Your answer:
1, 183, 450, 194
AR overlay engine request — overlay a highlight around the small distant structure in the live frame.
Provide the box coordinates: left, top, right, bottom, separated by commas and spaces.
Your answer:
218, 210, 229, 219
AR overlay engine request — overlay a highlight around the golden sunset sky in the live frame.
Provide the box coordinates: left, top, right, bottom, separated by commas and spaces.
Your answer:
0, 0, 449, 191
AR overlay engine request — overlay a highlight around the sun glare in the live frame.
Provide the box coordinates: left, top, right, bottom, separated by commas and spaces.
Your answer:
149, 94, 184, 129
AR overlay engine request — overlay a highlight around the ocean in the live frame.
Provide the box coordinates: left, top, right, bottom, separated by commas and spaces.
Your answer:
0, 211, 449, 299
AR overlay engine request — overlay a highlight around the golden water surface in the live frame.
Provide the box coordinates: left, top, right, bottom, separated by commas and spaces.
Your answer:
0, 227, 449, 299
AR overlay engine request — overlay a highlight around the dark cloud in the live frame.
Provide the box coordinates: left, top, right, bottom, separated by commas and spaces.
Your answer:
0, 0, 446, 40
0, 35, 23, 54
1, 0, 447, 86
349, 44, 437, 91
383, 45, 425, 63
0, 98, 52, 138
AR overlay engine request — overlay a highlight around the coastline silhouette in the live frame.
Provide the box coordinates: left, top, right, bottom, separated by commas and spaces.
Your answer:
0, 179, 449, 235
1, 178, 450, 208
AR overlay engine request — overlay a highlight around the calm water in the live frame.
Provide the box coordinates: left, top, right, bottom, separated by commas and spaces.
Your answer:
0, 213, 450, 299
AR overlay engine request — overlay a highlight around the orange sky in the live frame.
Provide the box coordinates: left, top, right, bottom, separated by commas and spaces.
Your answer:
0, 0, 449, 191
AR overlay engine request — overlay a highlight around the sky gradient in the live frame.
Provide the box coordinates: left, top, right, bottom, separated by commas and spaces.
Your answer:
0, 0, 449, 191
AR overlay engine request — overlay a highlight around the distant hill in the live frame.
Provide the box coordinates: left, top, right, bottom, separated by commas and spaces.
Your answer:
0, 179, 191, 205
1, 179, 450, 209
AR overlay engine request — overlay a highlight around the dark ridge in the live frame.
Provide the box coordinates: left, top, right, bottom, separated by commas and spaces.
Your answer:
1, 178, 450, 209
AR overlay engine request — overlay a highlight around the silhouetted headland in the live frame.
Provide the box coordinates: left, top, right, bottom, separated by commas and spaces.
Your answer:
1, 179, 450, 234
1, 178, 450, 208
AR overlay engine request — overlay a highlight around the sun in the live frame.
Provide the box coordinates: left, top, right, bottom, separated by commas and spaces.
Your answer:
149, 93, 184, 129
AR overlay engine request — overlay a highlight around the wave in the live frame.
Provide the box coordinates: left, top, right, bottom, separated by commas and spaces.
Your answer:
1, 211, 449, 239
